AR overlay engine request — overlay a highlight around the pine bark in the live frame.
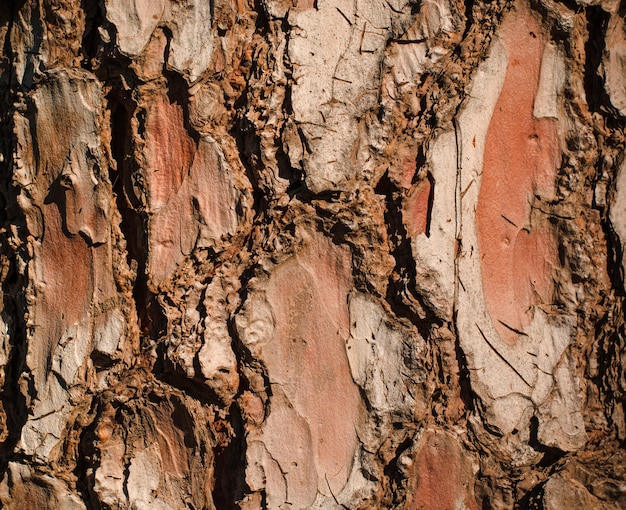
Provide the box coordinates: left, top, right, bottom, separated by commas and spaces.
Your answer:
0, 0, 626, 508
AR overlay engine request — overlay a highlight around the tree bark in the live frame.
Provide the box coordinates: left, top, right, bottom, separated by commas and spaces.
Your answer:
0, 0, 625, 508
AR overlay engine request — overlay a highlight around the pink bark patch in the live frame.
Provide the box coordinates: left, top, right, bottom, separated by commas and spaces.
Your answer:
478, 4, 560, 345
406, 430, 479, 510
264, 231, 361, 499
29, 73, 116, 392
144, 91, 243, 284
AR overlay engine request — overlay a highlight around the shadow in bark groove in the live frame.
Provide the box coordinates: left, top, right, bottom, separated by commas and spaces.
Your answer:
231, 96, 271, 213
382, 437, 414, 508
80, 0, 104, 69
108, 89, 167, 341
74, 400, 101, 510
213, 403, 248, 509
528, 416, 566, 468
454, 334, 476, 412
514, 482, 545, 510
0, 1, 30, 480
584, 6, 613, 116
583, 4, 626, 442
0, 258, 28, 478
374, 171, 442, 338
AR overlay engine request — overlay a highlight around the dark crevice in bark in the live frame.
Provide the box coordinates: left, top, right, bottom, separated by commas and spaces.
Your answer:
596, 320, 626, 439
80, 0, 104, 70
514, 482, 544, 510
602, 203, 626, 295
74, 402, 100, 510
596, 205, 626, 438
382, 436, 413, 508
374, 171, 442, 337
583, 5, 626, 441
0, 2, 29, 480
0, 269, 28, 477
449, 1, 504, 77
276, 94, 305, 197
277, 16, 306, 198
303, 189, 343, 206
583, 6, 612, 116
16, 3, 43, 90
209, 268, 272, 507
461, 0, 475, 41
156, 354, 224, 408
424, 170, 435, 238
213, 403, 248, 509
229, 264, 265, 375
372, 168, 471, 426
232, 105, 266, 215
232, 3, 304, 208
107, 89, 165, 341
253, 0, 270, 33
0, 3, 18, 91
454, 334, 476, 413
232, 5, 270, 163
373, 166, 476, 426
89, 18, 134, 88
528, 416, 566, 468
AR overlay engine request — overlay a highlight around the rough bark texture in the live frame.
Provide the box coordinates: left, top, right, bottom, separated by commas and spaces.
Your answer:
0, 0, 626, 508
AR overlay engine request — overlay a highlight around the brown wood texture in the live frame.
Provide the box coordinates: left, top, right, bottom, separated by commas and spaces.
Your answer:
0, 0, 626, 508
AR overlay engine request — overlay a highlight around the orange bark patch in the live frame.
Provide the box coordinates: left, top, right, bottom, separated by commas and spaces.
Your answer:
41, 204, 93, 327
405, 178, 432, 237
137, 29, 168, 80
144, 94, 196, 210
37, 203, 93, 389
395, 145, 418, 190
151, 403, 192, 478
406, 430, 479, 510
478, 4, 560, 345
149, 138, 238, 283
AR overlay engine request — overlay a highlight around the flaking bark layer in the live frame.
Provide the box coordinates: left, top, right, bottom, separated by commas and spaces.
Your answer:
0, 0, 625, 508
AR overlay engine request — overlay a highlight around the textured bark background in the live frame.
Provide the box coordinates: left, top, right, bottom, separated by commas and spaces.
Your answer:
0, 0, 626, 508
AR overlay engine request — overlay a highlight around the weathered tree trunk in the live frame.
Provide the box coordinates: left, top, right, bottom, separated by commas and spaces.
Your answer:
0, 0, 625, 508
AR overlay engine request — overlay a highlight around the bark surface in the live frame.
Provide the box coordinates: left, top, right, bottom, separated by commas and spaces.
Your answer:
0, 0, 626, 508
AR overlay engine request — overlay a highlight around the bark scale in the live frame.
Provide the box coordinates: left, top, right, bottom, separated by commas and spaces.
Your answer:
0, 0, 625, 508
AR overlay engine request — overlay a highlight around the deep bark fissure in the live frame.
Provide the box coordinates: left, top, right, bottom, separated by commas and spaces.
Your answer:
108, 88, 165, 341
213, 403, 248, 510
0, 3, 30, 481
374, 172, 441, 333
584, 6, 612, 115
